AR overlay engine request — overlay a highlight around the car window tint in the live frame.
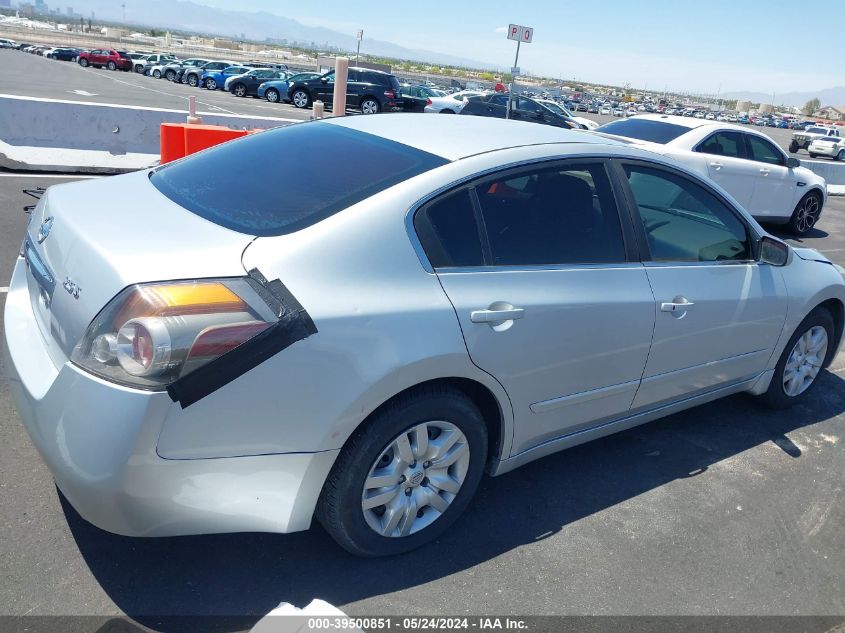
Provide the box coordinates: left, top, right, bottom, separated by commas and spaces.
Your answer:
476, 164, 626, 266
596, 119, 690, 144
151, 122, 448, 237
517, 98, 542, 113
490, 94, 509, 106
746, 135, 784, 166
624, 165, 750, 262
698, 132, 745, 158
414, 190, 483, 268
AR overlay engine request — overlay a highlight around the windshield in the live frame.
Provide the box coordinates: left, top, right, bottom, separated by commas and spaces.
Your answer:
150, 122, 448, 237
597, 119, 690, 144
806, 128, 829, 135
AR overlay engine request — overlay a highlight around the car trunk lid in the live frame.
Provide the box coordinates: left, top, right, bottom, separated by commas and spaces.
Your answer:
23, 171, 254, 368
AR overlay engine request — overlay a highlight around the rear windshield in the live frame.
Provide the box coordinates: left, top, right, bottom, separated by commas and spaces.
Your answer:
150, 122, 448, 236
596, 119, 690, 144
806, 127, 829, 135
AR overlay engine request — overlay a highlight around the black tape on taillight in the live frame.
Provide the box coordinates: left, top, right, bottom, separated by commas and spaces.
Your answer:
166, 268, 317, 408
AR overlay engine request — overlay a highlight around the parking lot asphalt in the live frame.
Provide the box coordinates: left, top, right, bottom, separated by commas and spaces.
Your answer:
1, 172, 844, 629
0, 49, 311, 119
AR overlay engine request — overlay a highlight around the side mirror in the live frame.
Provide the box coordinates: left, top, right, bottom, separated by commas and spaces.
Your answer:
321, 77, 328, 84
759, 236, 789, 267
786, 157, 800, 168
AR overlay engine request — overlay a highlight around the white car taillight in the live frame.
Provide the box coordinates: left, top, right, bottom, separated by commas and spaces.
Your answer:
71, 278, 276, 390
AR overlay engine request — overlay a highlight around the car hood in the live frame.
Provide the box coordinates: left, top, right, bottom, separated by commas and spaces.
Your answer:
23, 171, 254, 364
792, 247, 832, 265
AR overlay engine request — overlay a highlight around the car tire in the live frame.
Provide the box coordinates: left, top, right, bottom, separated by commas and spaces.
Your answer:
756, 308, 834, 409
165, 70, 176, 81
134, 64, 143, 73
809, 153, 818, 159
206, 78, 217, 90
152, 69, 161, 79
78, 58, 88, 67
266, 88, 280, 103
291, 89, 310, 109
232, 83, 247, 97
837, 150, 845, 162
187, 74, 199, 87
440, 109, 454, 114
360, 97, 380, 114
789, 141, 799, 153
788, 191, 822, 236
317, 385, 488, 557
107, 61, 116, 71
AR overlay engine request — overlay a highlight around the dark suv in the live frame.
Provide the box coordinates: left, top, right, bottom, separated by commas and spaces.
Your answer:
460, 94, 580, 129
287, 67, 403, 114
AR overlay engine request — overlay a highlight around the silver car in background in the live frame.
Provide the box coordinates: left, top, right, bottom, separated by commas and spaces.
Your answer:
5, 115, 845, 557
808, 135, 845, 161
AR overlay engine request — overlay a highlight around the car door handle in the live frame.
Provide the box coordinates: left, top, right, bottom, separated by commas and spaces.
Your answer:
709, 161, 722, 170
470, 307, 525, 323
759, 168, 770, 175
660, 300, 695, 313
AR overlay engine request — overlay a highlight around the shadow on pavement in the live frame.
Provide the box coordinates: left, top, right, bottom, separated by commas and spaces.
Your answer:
61, 370, 845, 633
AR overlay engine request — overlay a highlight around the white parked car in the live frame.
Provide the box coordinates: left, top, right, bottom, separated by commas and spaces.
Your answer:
600, 106, 612, 115
808, 135, 845, 161
423, 90, 486, 114
598, 114, 828, 234
6, 116, 845, 557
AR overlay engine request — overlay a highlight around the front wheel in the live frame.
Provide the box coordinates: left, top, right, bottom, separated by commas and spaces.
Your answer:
360, 97, 380, 114
317, 386, 487, 557
837, 150, 845, 162
789, 141, 799, 153
107, 61, 116, 71
232, 83, 247, 97
440, 109, 455, 114
165, 70, 176, 81
187, 74, 199, 87
788, 192, 821, 235
205, 78, 217, 90
153, 69, 162, 79
809, 153, 818, 159
756, 308, 833, 409
291, 89, 310, 109
78, 58, 88, 67
265, 88, 280, 103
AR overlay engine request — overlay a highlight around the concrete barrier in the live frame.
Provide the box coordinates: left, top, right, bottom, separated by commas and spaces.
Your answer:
0, 93, 297, 172
802, 159, 845, 186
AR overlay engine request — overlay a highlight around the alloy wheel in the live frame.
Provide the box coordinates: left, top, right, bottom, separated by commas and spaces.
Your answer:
361, 99, 379, 114
266, 89, 279, 103
796, 196, 820, 234
206, 79, 217, 90
234, 85, 246, 97
782, 326, 828, 397
361, 421, 470, 538
292, 91, 308, 108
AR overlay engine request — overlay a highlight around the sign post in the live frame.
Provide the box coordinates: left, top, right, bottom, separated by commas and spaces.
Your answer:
356, 29, 363, 65
505, 24, 533, 120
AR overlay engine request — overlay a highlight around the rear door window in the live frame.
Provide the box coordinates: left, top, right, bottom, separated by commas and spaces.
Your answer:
697, 132, 746, 159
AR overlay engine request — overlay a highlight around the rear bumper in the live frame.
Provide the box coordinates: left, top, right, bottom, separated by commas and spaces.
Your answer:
808, 146, 839, 157
3, 257, 337, 537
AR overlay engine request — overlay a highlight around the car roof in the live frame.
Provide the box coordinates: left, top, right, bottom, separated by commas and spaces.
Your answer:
324, 113, 621, 161
632, 113, 747, 132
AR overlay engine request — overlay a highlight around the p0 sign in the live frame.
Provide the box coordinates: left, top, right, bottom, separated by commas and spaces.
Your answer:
507, 24, 534, 43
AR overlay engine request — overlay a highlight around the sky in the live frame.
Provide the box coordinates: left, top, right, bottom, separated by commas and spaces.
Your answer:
196, 0, 843, 94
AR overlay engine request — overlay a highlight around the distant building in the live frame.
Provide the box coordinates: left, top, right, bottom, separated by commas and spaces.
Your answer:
813, 106, 845, 121
757, 103, 774, 114
66, 6, 73, 15
735, 100, 752, 114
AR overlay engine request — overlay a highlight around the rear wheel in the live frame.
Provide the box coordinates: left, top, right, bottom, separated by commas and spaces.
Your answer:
134, 64, 144, 73
809, 153, 818, 159
440, 109, 455, 114
788, 191, 822, 235
78, 58, 88, 67
187, 74, 199, 87
165, 69, 176, 81
265, 88, 280, 103
232, 83, 247, 97
291, 89, 310, 109
317, 386, 487, 557
360, 97, 380, 114
789, 141, 799, 153
757, 308, 833, 409
107, 60, 116, 71
153, 69, 162, 79
205, 78, 217, 90
837, 150, 845, 162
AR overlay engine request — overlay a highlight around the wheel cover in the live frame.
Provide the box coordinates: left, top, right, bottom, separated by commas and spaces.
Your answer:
235, 85, 246, 96
783, 326, 828, 397
207, 79, 216, 90
293, 91, 307, 107
361, 421, 470, 538
796, 196, 819, 233
188, 76, 197, 86
362, 100, 378, 114
267, 90, 278, 102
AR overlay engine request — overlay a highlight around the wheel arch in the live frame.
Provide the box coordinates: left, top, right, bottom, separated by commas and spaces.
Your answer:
818, 297, 844, 368
337, 376, 512, 474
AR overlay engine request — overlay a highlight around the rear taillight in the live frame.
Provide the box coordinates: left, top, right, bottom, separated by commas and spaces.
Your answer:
426, 98, 432, 106
384, 90, 396, 99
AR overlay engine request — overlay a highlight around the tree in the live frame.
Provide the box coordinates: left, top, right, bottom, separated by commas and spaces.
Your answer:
803, 97, 821, 115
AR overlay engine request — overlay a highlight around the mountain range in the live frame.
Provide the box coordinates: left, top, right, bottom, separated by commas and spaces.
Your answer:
55, 0, 488, 69
722, 87, 845, 109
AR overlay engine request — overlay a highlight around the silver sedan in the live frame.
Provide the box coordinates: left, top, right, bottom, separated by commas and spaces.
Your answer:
5, 115, 845, 557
